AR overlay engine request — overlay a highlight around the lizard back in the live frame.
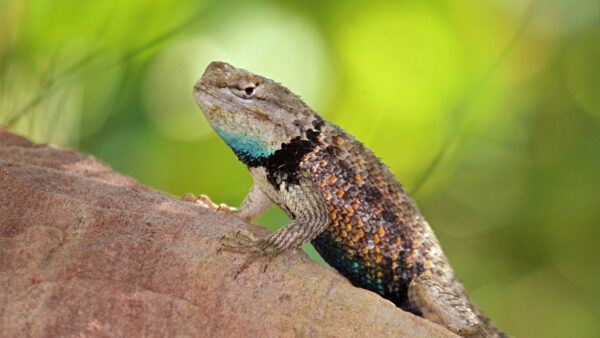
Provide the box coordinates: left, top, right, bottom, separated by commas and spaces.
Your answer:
297, 118, 461, 312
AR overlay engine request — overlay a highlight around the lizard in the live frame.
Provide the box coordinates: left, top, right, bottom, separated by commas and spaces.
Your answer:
190, 61, 506, 337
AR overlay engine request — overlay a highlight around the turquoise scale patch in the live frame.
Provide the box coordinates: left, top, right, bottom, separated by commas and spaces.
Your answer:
215, 128, 274, 162
312, 232, 389, 298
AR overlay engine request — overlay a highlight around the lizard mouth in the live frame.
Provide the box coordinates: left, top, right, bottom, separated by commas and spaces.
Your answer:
194, 84, 226, 107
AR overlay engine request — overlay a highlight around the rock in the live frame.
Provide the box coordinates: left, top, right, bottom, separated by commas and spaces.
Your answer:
0, 128, 456, 337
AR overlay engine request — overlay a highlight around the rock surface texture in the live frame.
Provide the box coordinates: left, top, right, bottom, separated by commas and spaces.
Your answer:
0, 129, 456, 337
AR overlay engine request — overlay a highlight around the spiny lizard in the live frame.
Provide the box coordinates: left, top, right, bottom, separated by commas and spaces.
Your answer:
190, 61, 506, 337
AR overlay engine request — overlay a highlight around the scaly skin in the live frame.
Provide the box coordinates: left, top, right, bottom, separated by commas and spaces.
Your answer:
192, 61, 506, 337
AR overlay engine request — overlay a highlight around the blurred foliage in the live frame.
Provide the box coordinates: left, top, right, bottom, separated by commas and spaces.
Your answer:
1, 0, 600, 336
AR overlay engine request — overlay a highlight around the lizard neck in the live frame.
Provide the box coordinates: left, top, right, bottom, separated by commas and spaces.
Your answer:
214, 128, 274, 164
249, 135, 317, 189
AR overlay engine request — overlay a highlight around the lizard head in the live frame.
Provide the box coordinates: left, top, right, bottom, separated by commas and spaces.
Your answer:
194, 61, 322, 165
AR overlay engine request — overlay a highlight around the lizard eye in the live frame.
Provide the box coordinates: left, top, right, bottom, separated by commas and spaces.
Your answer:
231, 82, 259, 99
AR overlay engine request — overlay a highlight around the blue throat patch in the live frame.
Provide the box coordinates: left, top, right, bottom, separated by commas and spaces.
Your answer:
214, 128, 274, 163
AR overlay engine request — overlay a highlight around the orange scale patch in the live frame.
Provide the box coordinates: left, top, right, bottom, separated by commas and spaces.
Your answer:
355, 174, 364, 185
328, 174, 337, 185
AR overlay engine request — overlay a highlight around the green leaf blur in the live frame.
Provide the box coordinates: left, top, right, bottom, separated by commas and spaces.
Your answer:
1, 0, 599, 336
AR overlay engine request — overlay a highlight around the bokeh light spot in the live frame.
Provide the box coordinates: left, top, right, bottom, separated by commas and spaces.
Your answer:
334, 3, 465, 178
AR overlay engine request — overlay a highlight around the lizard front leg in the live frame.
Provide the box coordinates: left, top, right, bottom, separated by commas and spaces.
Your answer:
220, 181, 330, 277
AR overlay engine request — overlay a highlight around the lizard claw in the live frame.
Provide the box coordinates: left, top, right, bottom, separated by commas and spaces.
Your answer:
182, 194, 238, 214
218, 230, 261, 254
181, 193, 198, 203
218, 230, 281, 277
231, 248, 280, 279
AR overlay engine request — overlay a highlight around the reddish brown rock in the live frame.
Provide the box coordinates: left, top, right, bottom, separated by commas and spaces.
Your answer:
0, 128, 456, 337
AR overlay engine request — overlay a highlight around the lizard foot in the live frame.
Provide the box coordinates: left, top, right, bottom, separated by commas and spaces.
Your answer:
220, 229, 257, 244
182, 194, 237, 214
218, 230, 282, 278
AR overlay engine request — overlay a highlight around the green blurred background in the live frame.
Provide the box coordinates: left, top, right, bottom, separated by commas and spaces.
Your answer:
1, 0, 599, 336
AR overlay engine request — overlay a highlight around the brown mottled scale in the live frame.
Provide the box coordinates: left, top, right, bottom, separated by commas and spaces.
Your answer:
299, 122, 466, 309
